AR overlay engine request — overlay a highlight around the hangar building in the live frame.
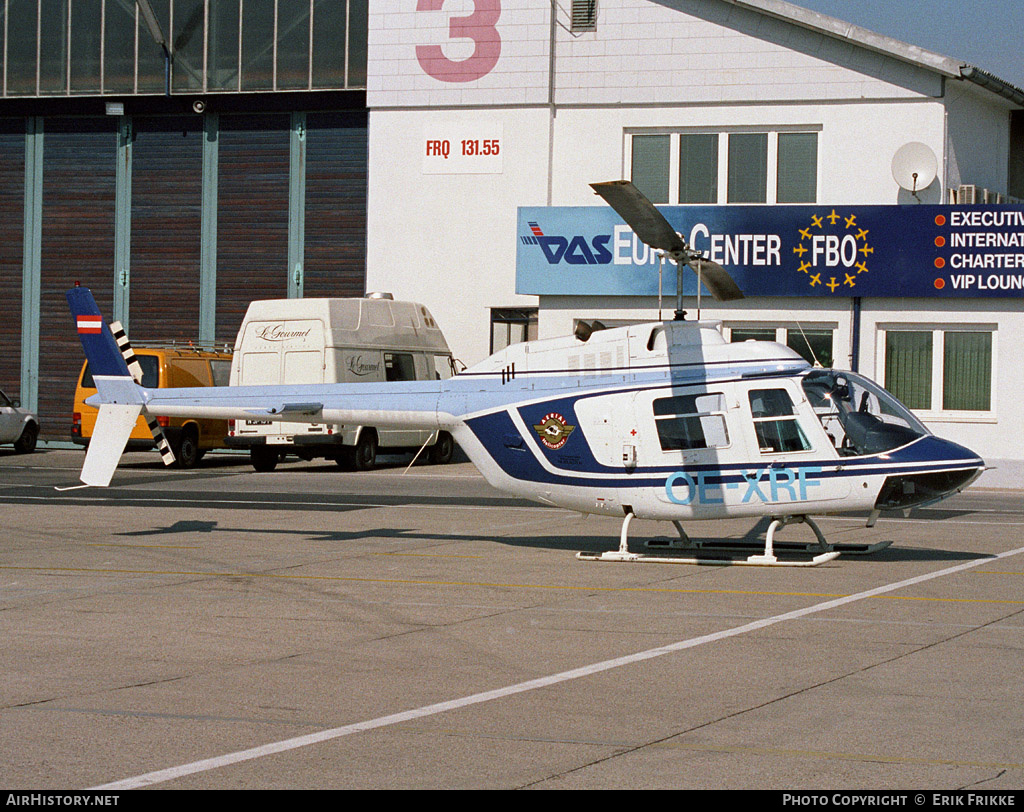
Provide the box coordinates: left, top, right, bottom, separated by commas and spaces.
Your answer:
0, 0, 369, 443
3, 0, 1023, 487
365, 0, 1024, 486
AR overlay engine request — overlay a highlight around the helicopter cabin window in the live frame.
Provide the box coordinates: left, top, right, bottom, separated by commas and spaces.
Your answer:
748, 389, 811, 453
653, 393, 729, 451
801, 370, 929, 456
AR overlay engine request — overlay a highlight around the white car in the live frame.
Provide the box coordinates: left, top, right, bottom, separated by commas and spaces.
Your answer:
0, 389, 38, 453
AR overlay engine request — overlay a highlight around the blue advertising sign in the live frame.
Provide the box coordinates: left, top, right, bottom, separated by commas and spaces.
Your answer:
515, 205, 1024, 298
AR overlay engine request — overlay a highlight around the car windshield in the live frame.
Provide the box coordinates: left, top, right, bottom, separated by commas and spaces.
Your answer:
83, 355, 159, 389
801, 369, 929, 456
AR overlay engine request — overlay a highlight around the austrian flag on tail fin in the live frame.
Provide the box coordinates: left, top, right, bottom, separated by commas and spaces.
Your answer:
76, 315, 102, 334
65, 287, 136, 384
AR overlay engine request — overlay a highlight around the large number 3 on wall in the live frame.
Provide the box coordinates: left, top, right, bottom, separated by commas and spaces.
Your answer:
416, 0, 502, 82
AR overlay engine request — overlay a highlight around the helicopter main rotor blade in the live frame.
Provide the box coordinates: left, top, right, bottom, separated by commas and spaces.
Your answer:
688, 255, 744, 302
590, 180, 688, 258
590, 180, 744, 302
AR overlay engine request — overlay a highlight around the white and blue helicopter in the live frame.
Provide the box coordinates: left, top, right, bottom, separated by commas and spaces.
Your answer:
67, 180, 985, 566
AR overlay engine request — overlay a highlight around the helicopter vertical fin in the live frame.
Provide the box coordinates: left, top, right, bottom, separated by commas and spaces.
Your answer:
80, 403, 144, 486
67, 286, 148, 485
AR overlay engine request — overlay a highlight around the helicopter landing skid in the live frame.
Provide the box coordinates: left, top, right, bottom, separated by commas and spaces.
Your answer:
647, 515, 892, 558
576, 513, 857, 567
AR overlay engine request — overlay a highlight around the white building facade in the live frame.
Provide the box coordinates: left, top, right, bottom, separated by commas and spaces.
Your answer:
364, 0, 1024, 487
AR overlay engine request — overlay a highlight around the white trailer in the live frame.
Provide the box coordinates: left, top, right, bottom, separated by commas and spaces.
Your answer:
226, 293, 458, 471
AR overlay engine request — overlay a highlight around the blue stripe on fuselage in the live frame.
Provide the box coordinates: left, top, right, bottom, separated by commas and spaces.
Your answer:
465, 404, 982, 491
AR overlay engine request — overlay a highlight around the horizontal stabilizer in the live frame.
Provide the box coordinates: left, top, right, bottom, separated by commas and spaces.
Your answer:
81, 404, 143, 486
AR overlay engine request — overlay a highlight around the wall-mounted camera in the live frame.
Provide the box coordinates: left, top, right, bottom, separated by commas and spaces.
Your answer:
192, 99, 206, 114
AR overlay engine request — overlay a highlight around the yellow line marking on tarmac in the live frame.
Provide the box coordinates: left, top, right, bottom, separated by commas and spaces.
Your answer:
657, 741, 1023, 769
372, 552, 486, 559
83, 544, 201, 550
91, 542, 1024, 790
3, 565, 1023, 605
405, 726, 1024, 769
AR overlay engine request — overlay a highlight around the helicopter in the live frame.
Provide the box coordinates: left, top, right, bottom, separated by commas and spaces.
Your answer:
67, 181, 985, 566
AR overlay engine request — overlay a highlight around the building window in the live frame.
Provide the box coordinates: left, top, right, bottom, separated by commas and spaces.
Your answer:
777, 132, 818, 203
679, 134, 718, 204
490, 308, 538, 354
882, 328, 994, 415
631, 134, 670, 204
628, 130, 819, 205
0, 0, 368, 97
571, 0, 598, 33
728, 325, 834, 368
727, 133, 768, 203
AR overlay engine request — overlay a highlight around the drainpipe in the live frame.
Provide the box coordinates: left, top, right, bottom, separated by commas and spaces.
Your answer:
850, 297, 861, 373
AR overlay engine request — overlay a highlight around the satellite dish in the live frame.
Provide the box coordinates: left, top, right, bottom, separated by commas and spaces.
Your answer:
892, 142, 937, 194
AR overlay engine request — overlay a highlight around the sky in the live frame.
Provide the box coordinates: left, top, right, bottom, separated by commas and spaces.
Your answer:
788, 0, 1024, 89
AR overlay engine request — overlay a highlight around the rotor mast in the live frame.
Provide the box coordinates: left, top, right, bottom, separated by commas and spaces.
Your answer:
589, 180, 743, 320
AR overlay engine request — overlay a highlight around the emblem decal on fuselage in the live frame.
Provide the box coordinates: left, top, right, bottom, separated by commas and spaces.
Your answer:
533, 413, 576, 450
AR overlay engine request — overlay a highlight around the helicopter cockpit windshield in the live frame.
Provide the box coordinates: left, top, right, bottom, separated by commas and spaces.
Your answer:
800, 370, 929, 457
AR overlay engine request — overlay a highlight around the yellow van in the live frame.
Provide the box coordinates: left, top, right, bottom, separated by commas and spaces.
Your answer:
72, 347, 233, 468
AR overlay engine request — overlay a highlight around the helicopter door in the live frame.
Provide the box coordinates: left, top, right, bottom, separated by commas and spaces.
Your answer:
745, 384, 851, 506
574, 391, 640, 470
616, 392, 641, 471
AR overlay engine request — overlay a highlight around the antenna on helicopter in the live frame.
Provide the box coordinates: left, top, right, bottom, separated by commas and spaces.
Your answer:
590, 180, 743, 319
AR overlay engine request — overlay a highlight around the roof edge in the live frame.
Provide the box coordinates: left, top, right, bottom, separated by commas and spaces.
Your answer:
717, 0, 964, 77
716, 0, 1024, 107
960, 65, 1024, 108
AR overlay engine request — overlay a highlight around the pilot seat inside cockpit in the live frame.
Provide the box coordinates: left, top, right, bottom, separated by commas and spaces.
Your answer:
801, 370, 929, 457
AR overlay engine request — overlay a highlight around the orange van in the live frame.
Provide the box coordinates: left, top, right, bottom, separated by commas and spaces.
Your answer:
72, 347, 232, 467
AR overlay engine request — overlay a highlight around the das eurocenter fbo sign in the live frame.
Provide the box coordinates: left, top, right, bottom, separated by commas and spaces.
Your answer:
516, 205, 1024, 298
